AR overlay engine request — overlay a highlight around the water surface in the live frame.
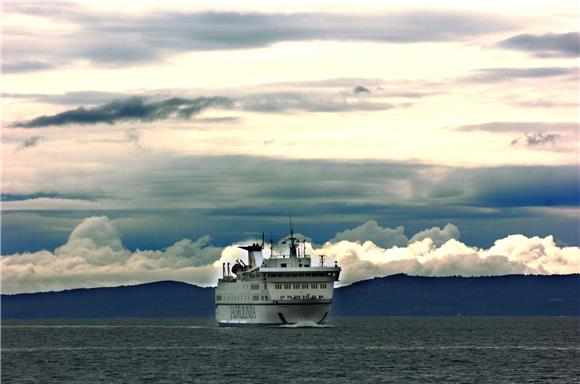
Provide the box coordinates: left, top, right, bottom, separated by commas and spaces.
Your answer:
2, 317, 579, 383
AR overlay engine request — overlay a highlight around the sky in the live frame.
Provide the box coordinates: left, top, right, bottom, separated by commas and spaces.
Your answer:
1, 0, 579, 293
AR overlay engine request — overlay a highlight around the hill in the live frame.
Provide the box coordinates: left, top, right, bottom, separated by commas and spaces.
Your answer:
2, 274, 578, 319
332, 273, 580, 316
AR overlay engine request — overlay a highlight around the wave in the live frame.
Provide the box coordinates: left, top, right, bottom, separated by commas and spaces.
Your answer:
278, 321, 333, 328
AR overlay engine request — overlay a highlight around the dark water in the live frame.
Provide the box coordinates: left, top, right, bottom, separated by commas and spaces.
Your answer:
2, 317, 579, 383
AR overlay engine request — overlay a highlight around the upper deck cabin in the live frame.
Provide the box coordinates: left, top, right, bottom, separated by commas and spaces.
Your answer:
219, 229, 341, 283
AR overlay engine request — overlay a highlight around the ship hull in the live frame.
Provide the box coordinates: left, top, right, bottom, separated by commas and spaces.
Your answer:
216, 301, 331, 326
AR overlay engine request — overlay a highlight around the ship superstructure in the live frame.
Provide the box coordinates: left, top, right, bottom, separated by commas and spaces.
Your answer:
215, 227, 341, 326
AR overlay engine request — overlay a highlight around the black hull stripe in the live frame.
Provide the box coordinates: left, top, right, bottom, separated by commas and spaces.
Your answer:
216, 301, 332, 307
218, 322, 283, 327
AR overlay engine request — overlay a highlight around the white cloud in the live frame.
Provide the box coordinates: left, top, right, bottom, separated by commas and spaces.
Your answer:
409, 223, 460, 246
1, 217, 578, 293
1, 216, 228, 293
317, 235, 579, 285
329, 220, 408, 247
330, 220, 460, 248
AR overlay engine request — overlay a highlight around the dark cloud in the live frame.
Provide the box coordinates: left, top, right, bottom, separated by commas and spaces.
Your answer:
11, 91, 402, 127
1, 192, 106, 202
3, 154, 578, 253
124, 128, 142, 145
3, 10, 515, 70
12, 97, 233, 128
498, 32, 580, 58
510, 132, 561, 147
1, 61, 55, 73
455, 121, 578, 133
16, 136, 44, 151
437, 166, 579, 208
464, 67, 578, 83
6, 154, 576, 210
353, 86, 371, 94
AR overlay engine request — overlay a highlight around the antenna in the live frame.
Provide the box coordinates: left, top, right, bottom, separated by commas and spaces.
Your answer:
261, 232, 265, 249
270, 233, 274, 258
287, 211, 298, 258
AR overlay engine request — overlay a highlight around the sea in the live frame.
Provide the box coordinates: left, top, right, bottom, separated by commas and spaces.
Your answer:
2, 317, 579, 383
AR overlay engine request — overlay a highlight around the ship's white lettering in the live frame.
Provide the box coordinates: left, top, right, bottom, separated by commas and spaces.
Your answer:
229, 305, 256, 319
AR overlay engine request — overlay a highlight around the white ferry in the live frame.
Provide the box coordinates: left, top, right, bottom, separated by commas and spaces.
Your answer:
215, 228, 341, 326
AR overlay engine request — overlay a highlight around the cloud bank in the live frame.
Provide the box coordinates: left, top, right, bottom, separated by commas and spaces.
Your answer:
1, 217, 225, 293
3, 9, 515, 70
329, 220, 460, 248
498, 32, 580, 58
11, 87, 405, 127
12, 97, 233, 128
2, 217, 578, 293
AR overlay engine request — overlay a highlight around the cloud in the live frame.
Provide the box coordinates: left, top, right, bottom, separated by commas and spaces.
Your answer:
511, 132, 561, 147
464, 67, 578, 83
1, 192, 106, 202
4, 91, 132, 105
453, 122, 577, 151
353, 86, 371, 94
2, 216, 578, 293
512, 99, 578, 109
409, 223, 460, 246
12, 97, 233, 128
1, 216, 224, 293
124, 128, 142, 145
11, 89, 402, 127
16, 136, 44, 151
318, 234, 580, 286
330, 221, 460, 248
1, 61, 55, 74
237, 91, 393, 113
454, 121, 579, 133
498, 32, 580, 58
3, 154, 578, 212
330, 220, 408, 248
2, 153, 578, 254
3, 9, 515, 70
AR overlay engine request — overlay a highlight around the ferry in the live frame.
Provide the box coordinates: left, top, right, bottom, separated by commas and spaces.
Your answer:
215, 227, 341, 326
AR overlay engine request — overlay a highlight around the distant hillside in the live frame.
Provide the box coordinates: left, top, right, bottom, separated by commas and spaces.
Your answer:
2, 274, 579, 319
332, 274, 580, 316
1, 281, 214, 319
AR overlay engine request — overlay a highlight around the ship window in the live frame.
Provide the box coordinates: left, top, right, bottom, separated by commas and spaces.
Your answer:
251, 284, 259, 290
253, 295, 259, 301
284, 283, 291, 289
281, 263, 287, 268
302, 283, 308, 289
216, 295, 222, 301
319, 295, 323, 299
311, 283, 318, 289
293, 283, 300, 289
